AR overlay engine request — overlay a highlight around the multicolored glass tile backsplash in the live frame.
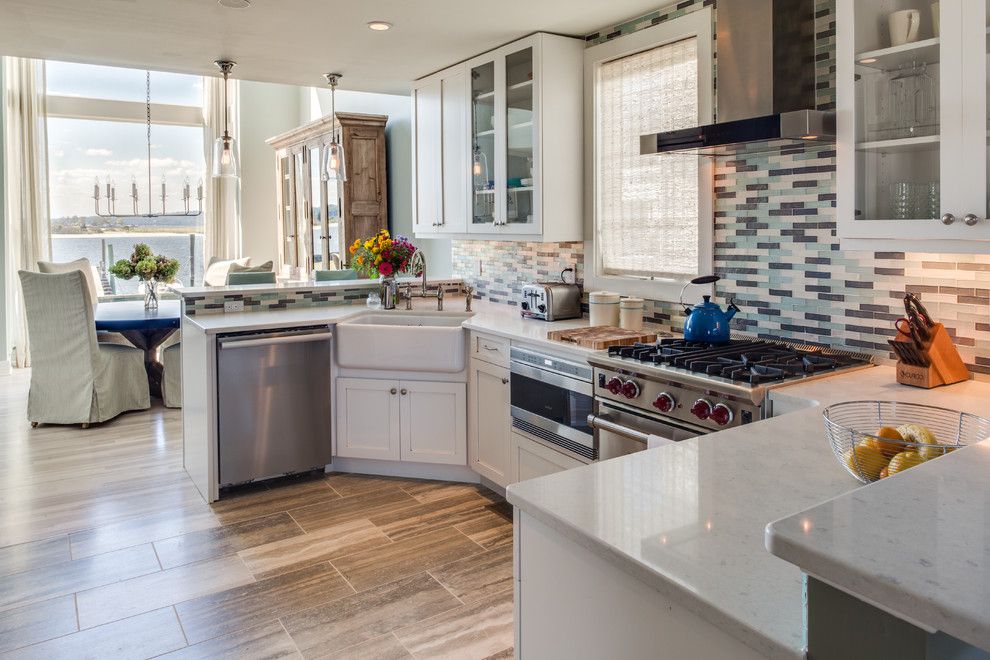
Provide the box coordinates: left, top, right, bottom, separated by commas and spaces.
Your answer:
450, 0, 990, 376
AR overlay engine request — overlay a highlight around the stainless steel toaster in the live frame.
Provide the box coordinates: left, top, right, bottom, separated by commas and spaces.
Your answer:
520, 282, 582, 321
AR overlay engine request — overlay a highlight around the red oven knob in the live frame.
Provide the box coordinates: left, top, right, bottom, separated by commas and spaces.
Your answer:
690, 398, 713, 420
606, 377, 624, 395
710, 403, 734, 426
653, 392, 676, 412
621, 380, 641, 399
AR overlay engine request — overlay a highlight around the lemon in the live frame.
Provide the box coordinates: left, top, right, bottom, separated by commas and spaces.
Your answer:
886, 451, 926, 475
897, 424, 944, 459
843, 443, 887, 480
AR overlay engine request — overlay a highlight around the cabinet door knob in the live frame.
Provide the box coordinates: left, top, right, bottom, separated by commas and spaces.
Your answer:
964, 213, 981, 226
400, 388, 408, 395
390, 388, 397, 395
941, 213, 956, 225
502, 378, 509, 384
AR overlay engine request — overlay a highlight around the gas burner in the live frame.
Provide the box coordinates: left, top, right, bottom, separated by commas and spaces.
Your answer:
605, 337, 871, 387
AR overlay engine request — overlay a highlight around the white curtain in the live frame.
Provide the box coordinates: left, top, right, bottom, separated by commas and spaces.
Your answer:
203, 76, 241, 261
3, 57, 51, 368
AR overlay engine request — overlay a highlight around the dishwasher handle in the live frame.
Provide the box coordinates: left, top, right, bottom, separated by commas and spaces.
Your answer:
219, 330, 332, 350
587, 414, 650, 445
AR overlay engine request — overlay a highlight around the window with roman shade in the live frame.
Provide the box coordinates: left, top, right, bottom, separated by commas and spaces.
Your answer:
586, 8, 713, 301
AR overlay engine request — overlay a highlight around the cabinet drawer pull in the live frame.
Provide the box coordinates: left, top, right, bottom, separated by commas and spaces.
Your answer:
482, 345, 500, 352
390, 388, 397, 395
964, 213, 981, 226
941, 213, 956, 225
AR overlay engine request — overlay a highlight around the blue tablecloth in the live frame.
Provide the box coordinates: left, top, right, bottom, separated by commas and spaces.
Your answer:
94, 300, 181, 332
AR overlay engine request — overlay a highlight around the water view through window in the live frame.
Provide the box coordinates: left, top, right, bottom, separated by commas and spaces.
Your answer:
46, 62, 206, 294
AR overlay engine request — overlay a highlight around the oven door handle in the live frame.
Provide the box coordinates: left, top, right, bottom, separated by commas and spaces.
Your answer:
587, 414, 650, 445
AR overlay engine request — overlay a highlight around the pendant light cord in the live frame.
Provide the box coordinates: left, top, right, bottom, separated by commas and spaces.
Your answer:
147, 71, 153, 209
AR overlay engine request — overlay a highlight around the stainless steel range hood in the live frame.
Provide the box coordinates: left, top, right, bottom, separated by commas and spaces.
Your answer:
640, 0, 835, 157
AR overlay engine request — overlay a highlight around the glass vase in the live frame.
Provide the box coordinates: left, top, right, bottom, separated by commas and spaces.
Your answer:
144, 279, 160, 310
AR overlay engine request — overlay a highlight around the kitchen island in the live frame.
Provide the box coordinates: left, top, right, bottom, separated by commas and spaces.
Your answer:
507, 367, 990, 659
175, 278, 597, 502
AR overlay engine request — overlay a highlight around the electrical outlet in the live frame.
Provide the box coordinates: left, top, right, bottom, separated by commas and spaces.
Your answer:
223, 300, 244, 313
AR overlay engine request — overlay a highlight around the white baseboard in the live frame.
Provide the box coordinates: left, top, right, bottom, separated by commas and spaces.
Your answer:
328, 457, 480, 484
0, 361, 11, 376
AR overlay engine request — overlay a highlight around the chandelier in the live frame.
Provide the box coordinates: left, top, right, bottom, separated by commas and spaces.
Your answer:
92, 70, 203, 218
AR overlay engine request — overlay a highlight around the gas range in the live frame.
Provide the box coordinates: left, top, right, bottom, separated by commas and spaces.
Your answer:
588, 337, 874, 432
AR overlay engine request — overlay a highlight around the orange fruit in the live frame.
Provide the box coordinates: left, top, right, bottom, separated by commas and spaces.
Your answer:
867, 426, 905, 458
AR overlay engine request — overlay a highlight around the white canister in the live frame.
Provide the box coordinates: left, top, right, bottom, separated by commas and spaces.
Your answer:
619, 297, 645, 331
589, 291, 621, 327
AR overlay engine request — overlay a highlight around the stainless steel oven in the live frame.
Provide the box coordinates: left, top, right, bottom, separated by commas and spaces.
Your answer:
588, 399, 704, 461
509, 347, 595, 461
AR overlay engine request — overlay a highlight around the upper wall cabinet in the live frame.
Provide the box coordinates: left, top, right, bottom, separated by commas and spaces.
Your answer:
837, 0, 990, 253
412, 33, 584, 242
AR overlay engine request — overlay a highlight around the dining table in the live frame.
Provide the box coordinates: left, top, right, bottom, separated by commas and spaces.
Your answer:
94, 299, 181, 398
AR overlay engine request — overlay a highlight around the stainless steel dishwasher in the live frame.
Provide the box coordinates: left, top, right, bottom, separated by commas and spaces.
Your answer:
216, 325, 333, 487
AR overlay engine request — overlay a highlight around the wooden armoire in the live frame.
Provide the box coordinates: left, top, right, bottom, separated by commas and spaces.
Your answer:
267, 112, 388, 274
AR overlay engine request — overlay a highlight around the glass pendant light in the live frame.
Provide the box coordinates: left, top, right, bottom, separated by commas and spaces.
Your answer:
472, 145, 489, 190
212, 60, 240, 178
322, 73, 347, 182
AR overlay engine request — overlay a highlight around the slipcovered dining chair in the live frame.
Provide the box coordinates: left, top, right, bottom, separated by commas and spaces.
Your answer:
19, 270, 150, 428
315, 268, 358, 281
226, 271, 277, 286
160, 333, 181, 408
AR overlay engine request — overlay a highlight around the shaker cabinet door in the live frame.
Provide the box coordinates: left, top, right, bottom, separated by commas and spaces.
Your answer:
399, 381, 467, 465
336, 378, 400, 460
468, 358, 512, 487
413, 78, 443, 234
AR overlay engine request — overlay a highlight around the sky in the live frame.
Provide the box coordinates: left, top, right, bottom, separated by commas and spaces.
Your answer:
45, 61, 207, 220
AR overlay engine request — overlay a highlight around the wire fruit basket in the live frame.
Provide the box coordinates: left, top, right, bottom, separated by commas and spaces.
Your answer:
823, 401, 990, 484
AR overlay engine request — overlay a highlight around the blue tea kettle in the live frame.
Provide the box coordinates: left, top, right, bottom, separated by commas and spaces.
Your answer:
680, 275, 740, 344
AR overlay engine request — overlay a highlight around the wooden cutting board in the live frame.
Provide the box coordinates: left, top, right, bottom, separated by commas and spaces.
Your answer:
547, 326, 657, 349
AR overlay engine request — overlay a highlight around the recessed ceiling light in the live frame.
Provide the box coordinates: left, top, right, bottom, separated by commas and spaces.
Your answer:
367, 21, 393, 31
218, 0, 251, 8
859, 57, 878, 64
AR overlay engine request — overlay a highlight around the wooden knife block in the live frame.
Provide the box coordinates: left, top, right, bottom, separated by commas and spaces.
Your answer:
895, 323, 969, 389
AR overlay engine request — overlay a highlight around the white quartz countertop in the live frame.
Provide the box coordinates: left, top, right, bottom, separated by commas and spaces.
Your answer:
186, 298, 602, 353
507, 366, 990, 659
766, 382, 990, 651
174, 275, 462, 298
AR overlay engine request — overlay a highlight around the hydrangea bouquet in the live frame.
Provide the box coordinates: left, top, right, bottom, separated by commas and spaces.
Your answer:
109, 243, 180, 309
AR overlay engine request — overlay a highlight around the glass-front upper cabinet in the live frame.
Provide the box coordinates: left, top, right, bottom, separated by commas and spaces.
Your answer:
504, 47, 536, 233
837, 0, 990, 249
465, 36, 543, 236
470, 60, 497, 229
412, 32, 583, 242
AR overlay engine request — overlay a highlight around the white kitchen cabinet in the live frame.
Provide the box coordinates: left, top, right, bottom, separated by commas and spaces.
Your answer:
336, 377, 466, 465
468, 357, 512, 487
336, 378, 401, 460
511, 430, 585, 483
837, 0, 990, 252
412, 65, 469, 235
412, 32, 584, 242
400, 381, 467, 465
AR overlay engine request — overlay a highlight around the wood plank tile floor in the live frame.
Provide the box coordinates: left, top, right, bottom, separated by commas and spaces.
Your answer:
0, 370, 514, 658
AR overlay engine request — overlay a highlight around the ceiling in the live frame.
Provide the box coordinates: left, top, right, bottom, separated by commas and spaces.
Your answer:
0, 0, 658, 95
